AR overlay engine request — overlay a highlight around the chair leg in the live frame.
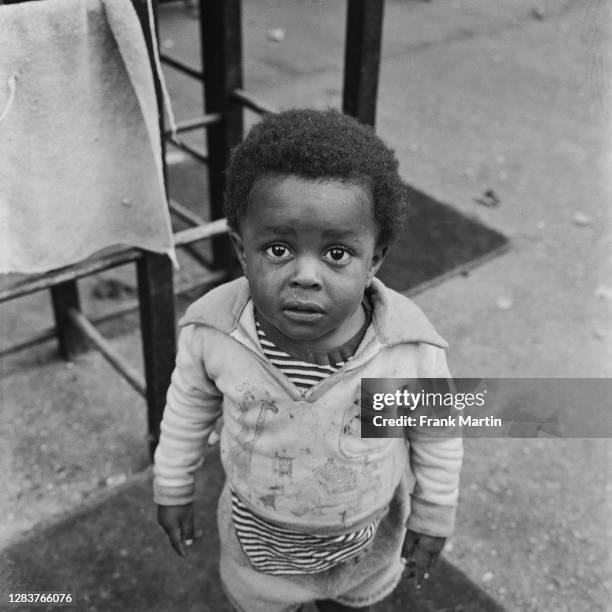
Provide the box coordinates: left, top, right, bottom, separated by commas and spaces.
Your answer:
50, 280, 89, 360
137, 252, 176, 460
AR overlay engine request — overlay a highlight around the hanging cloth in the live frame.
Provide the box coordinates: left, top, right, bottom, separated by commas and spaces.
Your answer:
0, 0, 176, 273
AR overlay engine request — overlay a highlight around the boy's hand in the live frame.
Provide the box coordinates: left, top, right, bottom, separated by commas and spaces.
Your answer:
401, 529, 446, 590
157, 503, 195, 558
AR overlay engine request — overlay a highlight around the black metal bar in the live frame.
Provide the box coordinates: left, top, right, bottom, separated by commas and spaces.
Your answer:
166, 136, 209, 164
132, 0, 176, 458
201, 0, 244, 270
342, 0, 385, 127
1, 251, 142, 303
165, 113, 222, 136
137, 253, 176, 458
50, 281, 89, 359
67, 308, 147, 397
230, 89, 277, 116
159, 52, 204, 80
0, 222, 228, 303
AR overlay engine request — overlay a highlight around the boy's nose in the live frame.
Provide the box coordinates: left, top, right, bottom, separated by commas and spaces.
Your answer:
289, 255, 322, 289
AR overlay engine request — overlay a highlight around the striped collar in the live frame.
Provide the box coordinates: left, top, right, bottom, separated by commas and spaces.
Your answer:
253, 302, 372, 367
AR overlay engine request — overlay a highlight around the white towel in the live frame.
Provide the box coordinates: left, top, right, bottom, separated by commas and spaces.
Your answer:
0, 0, 176, 274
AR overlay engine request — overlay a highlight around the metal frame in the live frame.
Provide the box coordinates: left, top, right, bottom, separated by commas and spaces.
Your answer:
1, 0, 229, 458
2, 0, 386, 459
343, 0, 385, 127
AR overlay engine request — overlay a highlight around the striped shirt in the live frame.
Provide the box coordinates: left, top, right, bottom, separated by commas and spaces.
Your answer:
231, 489, 377, 574
230, 308, 377, 575
256, 325, 342, 390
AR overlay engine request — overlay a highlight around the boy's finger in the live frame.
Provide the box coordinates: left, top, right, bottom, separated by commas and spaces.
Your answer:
428, 550, 441, 569
167, 527, 186, 557
413, 548, 431, 590
181, 521, 195, 546
401, 531, 417, 558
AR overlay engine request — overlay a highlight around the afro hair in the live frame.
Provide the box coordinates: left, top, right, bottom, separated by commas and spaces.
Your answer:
224, 108, 407, 246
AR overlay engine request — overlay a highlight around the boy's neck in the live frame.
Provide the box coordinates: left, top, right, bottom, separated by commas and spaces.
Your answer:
254, 302, 371, 366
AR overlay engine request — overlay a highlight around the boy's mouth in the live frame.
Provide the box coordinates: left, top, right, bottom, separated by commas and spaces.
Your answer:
282, 301, 325, 322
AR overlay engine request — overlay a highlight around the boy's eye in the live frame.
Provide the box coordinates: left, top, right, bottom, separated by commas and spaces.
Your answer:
323, 247, 351, 264
265, 244, 292, 259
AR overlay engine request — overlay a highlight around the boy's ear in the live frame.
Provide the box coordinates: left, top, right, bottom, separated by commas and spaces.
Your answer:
367, 245, 388, 283
229, 229, 248, 274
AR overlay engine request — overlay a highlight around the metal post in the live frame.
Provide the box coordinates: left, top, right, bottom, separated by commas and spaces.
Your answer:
137, 253, 176, 458
342, 0, 385, 127
201, 0, 244, 270
132, 0, 177, 457
50, 281, 89, 359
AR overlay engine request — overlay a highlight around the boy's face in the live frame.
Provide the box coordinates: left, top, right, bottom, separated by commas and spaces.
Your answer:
230, 175, 386, 351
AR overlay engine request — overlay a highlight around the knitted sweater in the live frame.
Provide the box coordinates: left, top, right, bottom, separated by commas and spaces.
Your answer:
153, 277, 463, 537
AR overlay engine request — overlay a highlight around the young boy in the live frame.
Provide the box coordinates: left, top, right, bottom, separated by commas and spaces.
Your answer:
154, 109, 463, 612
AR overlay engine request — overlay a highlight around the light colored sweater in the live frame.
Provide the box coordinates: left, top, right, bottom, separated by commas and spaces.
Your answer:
153, 277, 463, 537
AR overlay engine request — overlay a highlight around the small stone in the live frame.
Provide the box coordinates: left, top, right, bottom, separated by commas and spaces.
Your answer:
119, 549, 128, 557
475, 188, 501, 208
496, 296, 513, 310
531, 6, 545, 20
267, 28, 286, 42
593, 329, 606, 340
482, 571, 494, 583
105, 473, 127, 488
120, 198, 131, 207
594, 285, 612, 301
536, 220, 546, 230
572, 211, 592, 226
445, 541, 454, 553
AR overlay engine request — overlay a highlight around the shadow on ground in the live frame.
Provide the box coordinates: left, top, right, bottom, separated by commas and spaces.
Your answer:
1, 447, 504, 612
